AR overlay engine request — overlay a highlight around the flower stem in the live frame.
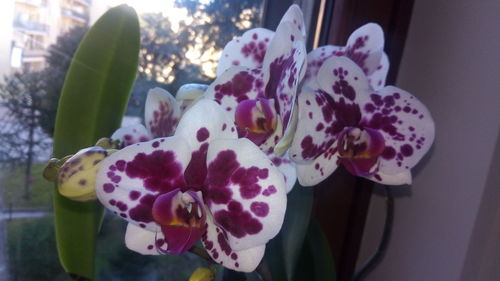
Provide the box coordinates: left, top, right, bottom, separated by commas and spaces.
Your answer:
189, 246, 213, 264
256, 261, 274, 281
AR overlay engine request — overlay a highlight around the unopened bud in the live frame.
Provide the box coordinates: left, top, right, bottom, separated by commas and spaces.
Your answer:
58, 146, 110, 202
188, 267, 215, 281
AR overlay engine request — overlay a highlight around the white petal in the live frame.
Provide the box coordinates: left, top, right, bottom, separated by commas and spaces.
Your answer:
279, 4, 307, 38
367, 169, 412, 185
368, 52, 389, 90
217, 28, 275, 75
303, 45, 344, 88
110, 124, 151, 148
289, 86, 339, 163
95, 136, 192, 232
269, 152, 297, 193
176, 83, 208, 113
145, 87, 181, 138
205, 138, 287, 251
202, 211, 265, 272
174, 99, 238, 152
295, 146, 339, 186
124, 223, 165, 255
361, 86, 435, 177
205, 67, 267, 116
345, 23, 385, 76
262, 21, 306, 135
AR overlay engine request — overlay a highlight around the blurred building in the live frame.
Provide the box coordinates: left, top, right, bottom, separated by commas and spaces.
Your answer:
0, 0, 92, 78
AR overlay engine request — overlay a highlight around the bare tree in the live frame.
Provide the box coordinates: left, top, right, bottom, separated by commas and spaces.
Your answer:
0, 71, 52, 200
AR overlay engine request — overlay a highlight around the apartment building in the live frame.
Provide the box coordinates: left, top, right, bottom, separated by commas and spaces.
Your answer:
0, 0, 92, 78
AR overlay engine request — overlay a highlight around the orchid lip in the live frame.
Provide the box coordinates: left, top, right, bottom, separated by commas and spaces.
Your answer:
235, 99, 277, 133
337, 127, 385, 176
152, 188, 206, 254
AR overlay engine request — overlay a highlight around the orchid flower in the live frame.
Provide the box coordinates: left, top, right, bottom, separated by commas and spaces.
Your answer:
304, 23, 389, 91
111, 84, 208, 148
289, 56, 435, 186
95, 99, 287, 272
110, 87, 181, 147
203, 5, 307, 191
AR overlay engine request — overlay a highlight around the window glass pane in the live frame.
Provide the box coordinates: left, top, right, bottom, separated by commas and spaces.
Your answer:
0, 0, 264, 280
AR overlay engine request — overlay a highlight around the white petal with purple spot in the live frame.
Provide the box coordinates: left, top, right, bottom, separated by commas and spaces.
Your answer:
217, 28, 275, 75
205, 138, 287, 251
289, 86, 339, 163
95, 136, 191, 232
345, 23, 385, 76
280, 4, 307, 38
202, 210, 265, 272
175, 99, 238, 152
295, 144, 339, 186
205, 67, 267, 116
269, 152, 297, 193
360, 86, 435, 178
111, 124, 151, 148
125, 223, 165, 255
368, 52, 389, 90
145, 87, 181, 138
367, 170, 412, 185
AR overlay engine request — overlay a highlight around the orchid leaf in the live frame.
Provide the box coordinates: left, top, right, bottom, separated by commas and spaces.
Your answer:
293, 219, 336, 281
266, 184, 314, 281
52, 5, 139, 279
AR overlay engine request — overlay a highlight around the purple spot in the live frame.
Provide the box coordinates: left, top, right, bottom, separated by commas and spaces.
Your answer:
125, 150, 185, 193
214, 201, 263, 238
103, 183, 115, 193
250, 202, 269, 217
381, 146, 396, 160
400, 144, 413, 157
129, 191, 141, 200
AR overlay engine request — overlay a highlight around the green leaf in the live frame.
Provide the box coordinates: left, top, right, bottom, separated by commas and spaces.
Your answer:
293, 219, 336, 281
52, 5, 140, 280
266, 184, 314, 281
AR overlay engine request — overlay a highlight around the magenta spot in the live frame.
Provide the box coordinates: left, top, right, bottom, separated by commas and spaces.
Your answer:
196, 127, 210, 142
184, 143, 209, 190
115, 160, 126, 171
147, 245, 154, 250
214, 201, 262, 238
400, 144, 413, 157
206, 150, 239, 205
125, 150, 184, 193
129, 190, 141, 200
129, 194, 156, 223
365, 103, 375, 113
381, 146, 396, 160
152, 141, 159, 148
217, 232, 232, 255
78, 179, 86, 186
250, 202, 269, 217
103, 183, 115, 193
213, 71, 255, 104
231, 166, 268, 199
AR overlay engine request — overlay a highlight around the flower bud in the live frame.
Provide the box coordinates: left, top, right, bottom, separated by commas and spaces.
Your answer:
58, 146, 110, 202
189, 267, 215, 281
